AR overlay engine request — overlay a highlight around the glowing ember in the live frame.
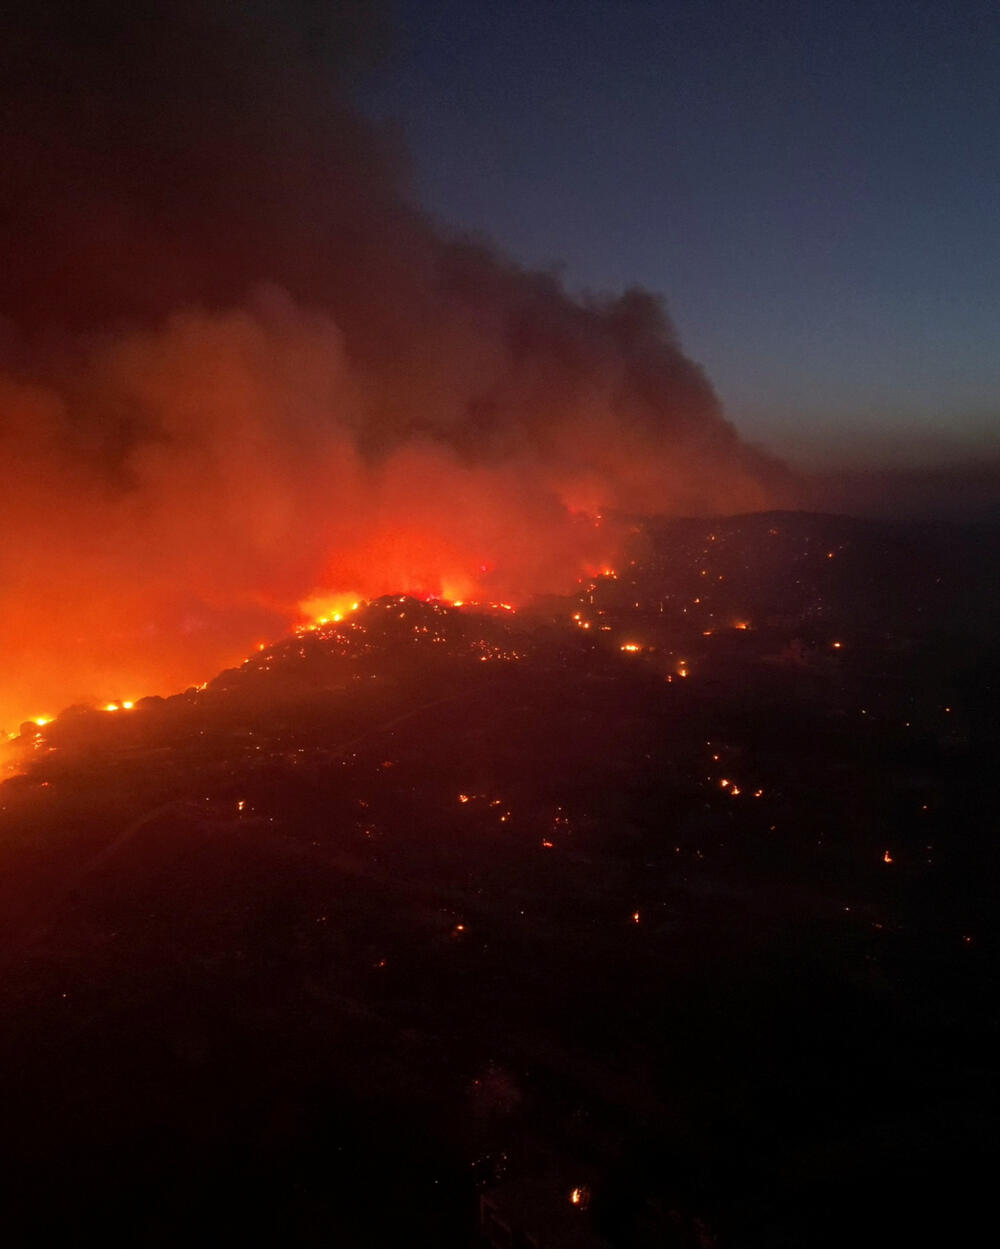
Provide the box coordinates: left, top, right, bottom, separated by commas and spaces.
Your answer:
299, 593, 364, 628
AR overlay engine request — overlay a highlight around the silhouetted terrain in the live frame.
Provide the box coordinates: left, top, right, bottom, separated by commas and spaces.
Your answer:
2, 512, 997, 1247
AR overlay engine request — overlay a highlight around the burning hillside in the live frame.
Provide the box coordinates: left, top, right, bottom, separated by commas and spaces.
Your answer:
0, 2, 793, 730
1, 510, 996, 1246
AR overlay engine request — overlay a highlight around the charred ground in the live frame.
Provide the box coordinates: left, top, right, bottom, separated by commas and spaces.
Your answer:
1, 512, 997, 1247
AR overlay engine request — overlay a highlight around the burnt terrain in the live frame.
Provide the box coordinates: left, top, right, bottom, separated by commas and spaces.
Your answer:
1, 511, 997, 1247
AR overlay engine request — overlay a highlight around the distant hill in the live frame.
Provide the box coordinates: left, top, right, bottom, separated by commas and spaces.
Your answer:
617, 509, 1000, 641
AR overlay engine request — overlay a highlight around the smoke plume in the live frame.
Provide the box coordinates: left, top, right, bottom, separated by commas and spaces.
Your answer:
0, 2, 790, 727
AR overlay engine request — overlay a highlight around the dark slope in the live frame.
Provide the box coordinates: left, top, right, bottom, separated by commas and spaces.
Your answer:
1, 515, 997, 1247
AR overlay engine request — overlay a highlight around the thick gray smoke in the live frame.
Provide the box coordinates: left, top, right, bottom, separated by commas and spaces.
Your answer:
0, 1, 792, 727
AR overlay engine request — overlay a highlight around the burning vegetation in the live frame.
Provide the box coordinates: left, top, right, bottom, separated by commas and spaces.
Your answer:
0, 2, 793, 733
2, 8, 997, 1249
1, 509, 997, 1246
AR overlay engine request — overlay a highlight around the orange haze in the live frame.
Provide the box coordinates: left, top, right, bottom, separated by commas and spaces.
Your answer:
0, 4, 793, 730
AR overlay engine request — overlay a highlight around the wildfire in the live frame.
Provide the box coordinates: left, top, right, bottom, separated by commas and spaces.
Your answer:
1, 582, 521, 746
298, 593, 364, 629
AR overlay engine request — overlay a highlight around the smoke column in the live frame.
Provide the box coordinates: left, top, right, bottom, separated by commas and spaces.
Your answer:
0, 2, 791, 728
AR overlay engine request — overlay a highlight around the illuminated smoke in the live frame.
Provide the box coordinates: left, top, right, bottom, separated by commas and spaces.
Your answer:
0, 3, 793, 726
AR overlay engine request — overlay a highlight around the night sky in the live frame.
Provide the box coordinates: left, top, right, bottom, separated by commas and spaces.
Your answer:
360, 0, 1000, 471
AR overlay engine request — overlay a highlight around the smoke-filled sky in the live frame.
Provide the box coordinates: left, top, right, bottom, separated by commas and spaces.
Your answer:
1, 1, 996, 727
362, 0, 1000, 476
0, 0, 796, 728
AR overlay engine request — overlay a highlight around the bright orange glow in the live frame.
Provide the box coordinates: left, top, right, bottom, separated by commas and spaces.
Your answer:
621, 643, 641, 653
883, 850, 893, 863
299, 592, 364, 627
0, 511, 619, 730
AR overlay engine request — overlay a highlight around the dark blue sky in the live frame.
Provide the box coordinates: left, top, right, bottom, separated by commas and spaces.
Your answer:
359, 0, 999, 468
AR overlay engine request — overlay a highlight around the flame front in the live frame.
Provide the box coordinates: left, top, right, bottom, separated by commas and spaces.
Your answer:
0, 3, 790, 738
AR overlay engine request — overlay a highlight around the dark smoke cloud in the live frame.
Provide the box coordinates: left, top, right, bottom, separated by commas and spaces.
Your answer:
0, 1, 793, 726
